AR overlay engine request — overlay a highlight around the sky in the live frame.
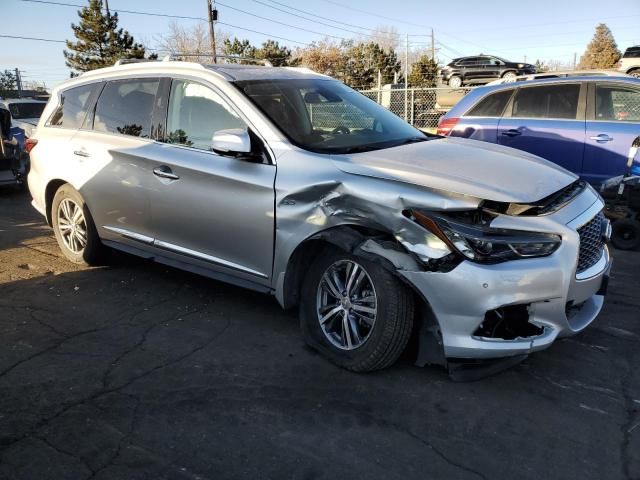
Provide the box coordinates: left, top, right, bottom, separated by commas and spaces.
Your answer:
1, 0, 639, 91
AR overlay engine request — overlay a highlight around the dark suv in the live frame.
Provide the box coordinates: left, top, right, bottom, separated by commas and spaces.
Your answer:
441, 55, 536, 87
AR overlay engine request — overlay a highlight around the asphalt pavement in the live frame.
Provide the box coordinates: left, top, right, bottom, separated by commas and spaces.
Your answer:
0, 188, 638, 480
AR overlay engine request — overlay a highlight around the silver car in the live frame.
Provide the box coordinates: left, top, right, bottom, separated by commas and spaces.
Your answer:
27, 60, 611, 372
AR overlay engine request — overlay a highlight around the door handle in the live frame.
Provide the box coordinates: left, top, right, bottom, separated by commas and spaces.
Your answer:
501, 129, 522, 137
73, 149, 90, 158
589, 134, 613, 143
153, 165, 179, 180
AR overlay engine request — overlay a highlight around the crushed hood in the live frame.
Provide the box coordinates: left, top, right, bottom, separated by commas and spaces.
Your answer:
332, 137, 577, 203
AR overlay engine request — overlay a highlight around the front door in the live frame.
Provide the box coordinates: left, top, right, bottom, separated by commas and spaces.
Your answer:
147, 78, 276, 284
583, 82, 640, 185
497, 82, 586, 176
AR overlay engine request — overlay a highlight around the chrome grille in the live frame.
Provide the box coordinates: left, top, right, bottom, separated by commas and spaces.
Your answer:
576, 212, 605, 273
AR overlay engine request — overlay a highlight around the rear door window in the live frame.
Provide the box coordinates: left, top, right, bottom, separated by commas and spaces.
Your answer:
466, 89, 513, 117
512, 84, 580, 119
94, 78, 160, 138
595, 84, 640, 122
48, 84, 98, 129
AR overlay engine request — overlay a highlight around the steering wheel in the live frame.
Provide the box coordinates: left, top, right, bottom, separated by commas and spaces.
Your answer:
331, 126, 351, 135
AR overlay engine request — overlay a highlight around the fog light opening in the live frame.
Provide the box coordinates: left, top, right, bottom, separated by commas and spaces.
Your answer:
474, 305, 543, 340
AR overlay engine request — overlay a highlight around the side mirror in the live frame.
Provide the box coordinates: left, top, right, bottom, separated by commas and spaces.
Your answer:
211, 128, 251, 155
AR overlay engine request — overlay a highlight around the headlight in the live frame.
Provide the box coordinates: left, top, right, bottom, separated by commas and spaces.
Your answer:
518, 63, 524, 68
410, 210, 561, 263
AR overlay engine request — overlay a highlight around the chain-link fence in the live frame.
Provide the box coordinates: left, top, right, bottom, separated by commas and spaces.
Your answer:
358, 86, 474, 131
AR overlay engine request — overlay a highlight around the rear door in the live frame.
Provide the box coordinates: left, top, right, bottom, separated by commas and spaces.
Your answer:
461, 57, 484, 82
146, 78, 276, 284
583, 81, 640, 185
70, 77, 162, 244
497, 82, 586, 175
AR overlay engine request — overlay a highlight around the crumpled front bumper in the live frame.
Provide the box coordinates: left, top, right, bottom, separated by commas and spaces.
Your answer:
400, 189, 610, 359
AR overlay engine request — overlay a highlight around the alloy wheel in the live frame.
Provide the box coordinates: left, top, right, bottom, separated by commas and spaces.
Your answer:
316, 260, 377, 350
57, 198, 88, 253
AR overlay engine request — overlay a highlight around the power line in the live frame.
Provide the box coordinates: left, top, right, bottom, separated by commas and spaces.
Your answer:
19, 0, 311, 45
0, 34, 65, 43
258, 0, 372, 32
215, 1, 346, 40
316, 0, 426, 29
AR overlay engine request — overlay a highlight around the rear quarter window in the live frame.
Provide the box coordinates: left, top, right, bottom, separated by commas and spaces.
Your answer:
48, 83, 98, 129
466, 89, 513, 117
623, 47, 640, 58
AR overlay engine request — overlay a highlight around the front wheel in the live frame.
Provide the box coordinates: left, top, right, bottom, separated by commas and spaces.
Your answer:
300, 249, 414, 372
51, 184, 107, 265
448, 75, 462, 88
628, 69, 640, 78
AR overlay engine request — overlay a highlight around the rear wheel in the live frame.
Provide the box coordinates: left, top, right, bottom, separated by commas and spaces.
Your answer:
611, 219, 640, 250
448, 75, 462, 88
51, 184, 106, 265
628, 69, 640, 78
300, 249, 414, 372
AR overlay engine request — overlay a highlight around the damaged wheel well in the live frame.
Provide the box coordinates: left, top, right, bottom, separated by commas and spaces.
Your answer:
281, 224, 447, 367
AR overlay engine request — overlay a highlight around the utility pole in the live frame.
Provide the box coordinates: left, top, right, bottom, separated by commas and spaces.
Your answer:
404, 33, 409, 121
207, 0, 217, 63
104, 0, 110, 18
431, 28, 435, 61
15, 68, 22, 98
573, 52, 577, 69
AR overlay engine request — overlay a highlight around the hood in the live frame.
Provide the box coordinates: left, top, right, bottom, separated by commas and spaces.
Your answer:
332, 137, 577, 203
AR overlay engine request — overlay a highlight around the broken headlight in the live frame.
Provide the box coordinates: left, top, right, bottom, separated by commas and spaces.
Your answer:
410, 210, 561, 263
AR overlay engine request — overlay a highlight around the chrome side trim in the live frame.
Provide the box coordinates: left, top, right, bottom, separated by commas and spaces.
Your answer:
153, 239, 268, 278
575, 245, 610, 281
103, 225, 154, 244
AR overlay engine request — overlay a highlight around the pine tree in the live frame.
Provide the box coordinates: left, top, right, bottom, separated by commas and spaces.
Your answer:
578, 24, 621, 69
221, 38, 257, 63
0, 70, 17, 97
64, 0, 146, 72
407, 54, 438, 87
256, 40, 292, 66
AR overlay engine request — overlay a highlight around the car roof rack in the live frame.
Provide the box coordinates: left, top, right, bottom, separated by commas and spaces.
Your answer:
113, 58, 157, 66
161, 54, 273, 67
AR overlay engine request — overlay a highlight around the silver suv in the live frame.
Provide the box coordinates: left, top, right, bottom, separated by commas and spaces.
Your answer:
27, 60, 611, 372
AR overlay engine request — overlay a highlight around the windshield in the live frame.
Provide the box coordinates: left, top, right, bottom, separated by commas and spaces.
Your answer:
234, 78, 432, 154
8, 102, 46, 120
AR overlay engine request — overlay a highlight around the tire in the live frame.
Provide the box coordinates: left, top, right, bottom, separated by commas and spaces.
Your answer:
628, 69, 640, 79
51, 184, 107, 265
299, 249, 414, 372
611, 219, 640, 250
502, 71, 517, 82
448, 75, 462, 88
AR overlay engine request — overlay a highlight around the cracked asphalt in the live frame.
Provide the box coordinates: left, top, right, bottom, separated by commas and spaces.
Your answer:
0, 188, 639, 480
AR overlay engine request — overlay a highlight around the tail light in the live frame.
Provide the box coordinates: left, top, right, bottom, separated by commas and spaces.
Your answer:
437, 117, 459, 136
25, 138, 38, 154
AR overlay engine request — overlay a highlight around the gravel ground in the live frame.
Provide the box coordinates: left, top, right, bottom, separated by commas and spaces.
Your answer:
0, 188, 638, 480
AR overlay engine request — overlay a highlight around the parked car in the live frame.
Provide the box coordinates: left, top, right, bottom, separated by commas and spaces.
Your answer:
0, 106, 28, 187
618, 46, 640, 78
28, 60, 610, 372
438, 76, 640, 186
0, 98, 47, 138
486, 69, 631, 85
440, 55, 536, 87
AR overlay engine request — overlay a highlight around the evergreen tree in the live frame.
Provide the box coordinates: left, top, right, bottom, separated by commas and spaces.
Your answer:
222, 38, 257, 63
0, 70, 17, 97
534, 59, 548, 73
407, 54, 438, 87
343, 42, 401, 88
256, 40, 292, 66
578, 24, 621, 69
64, 0, 146, 72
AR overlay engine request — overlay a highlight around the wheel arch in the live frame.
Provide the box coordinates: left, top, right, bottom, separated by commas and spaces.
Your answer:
44, 179, 68, 226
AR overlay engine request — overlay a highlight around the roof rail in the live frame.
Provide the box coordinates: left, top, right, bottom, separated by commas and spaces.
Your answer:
114, 58, 157, 66
161, 54, 273, 67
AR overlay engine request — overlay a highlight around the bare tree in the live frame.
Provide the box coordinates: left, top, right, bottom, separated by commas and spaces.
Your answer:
359, 25, 400, 52
157, 21, 228, 60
